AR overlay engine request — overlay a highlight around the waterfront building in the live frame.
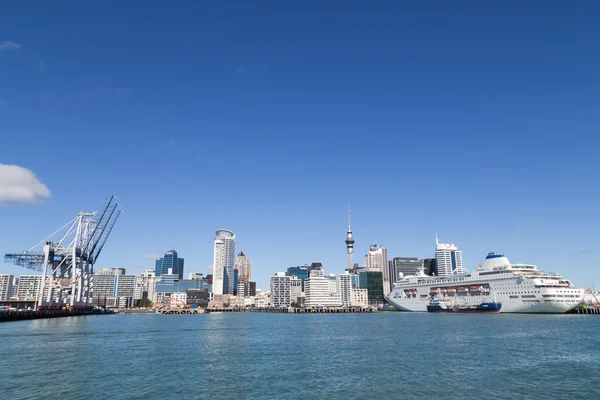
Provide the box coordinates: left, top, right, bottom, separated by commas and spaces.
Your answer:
0, 274, 14, 301
290, 275, 302, 305
422, 258, 438, 276
305, 267, 341, 307
213, 229, 236, 295
92, 270, 137, 307
286, 266, 309, 290
154, 276, 212, 303
338, 272, 353, 307
345, 204, 355, 270
327, 274, 339, 297
235, 251, 253, 281
223, 268, 239, 296
186, 289, 210, 306
155, 250, 185, 279
270, 272, 291, 308
435, 237, 465, 276
210, 294, 241, 308
389, 257, 423, 285
10, 276, 18, 300
359, 270, 384, 306
365, 243, 390, 296
134, 269, 156, 302
115, 274, 136, 299
351, 288, 369, 307
15, 275, 43, 301
237, 277, 256, 297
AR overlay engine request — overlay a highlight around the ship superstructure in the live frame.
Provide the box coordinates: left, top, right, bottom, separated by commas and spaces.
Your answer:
386, 253, 584, 313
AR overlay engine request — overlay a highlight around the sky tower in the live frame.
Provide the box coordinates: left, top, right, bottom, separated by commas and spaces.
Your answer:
345, 203, 355, 270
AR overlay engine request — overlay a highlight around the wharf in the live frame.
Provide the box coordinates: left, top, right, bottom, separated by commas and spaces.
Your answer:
156, 308, 209, 314
250, 307, 378, 314
568, 307, 600, 315
0, 309, 107, 323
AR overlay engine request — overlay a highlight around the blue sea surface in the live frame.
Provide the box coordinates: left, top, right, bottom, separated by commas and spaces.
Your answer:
1, 313, 599, 399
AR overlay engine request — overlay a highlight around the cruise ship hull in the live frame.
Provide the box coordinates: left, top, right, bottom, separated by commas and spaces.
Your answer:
386, 295, 577, 313
386, 253, 584, 314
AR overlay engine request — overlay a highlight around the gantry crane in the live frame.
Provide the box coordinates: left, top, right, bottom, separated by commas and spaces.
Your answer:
4, 196, 121, 308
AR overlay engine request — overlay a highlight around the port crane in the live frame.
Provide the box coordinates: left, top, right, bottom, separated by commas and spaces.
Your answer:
4, 196, 121, 308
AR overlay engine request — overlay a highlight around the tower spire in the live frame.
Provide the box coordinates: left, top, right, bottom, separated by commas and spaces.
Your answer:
348, 202, 351, 229
435, 233, 439, 246
345, 203, 355, 271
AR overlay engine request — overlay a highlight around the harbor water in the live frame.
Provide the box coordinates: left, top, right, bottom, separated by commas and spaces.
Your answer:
1, 313, 599, 399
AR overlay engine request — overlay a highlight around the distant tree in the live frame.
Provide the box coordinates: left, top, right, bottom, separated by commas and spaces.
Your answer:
139, 298, 153, 308
291, 302, 299, 308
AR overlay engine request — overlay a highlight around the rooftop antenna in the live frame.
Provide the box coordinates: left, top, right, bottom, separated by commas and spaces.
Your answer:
436, 233, 439, 246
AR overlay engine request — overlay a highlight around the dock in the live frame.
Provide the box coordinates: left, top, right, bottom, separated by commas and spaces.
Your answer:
568, 307, 600, 315
249, 307, 378, 314
0, 308, 108, 323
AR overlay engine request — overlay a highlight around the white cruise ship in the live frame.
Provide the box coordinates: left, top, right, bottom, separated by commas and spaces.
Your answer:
386, 253, 584, 313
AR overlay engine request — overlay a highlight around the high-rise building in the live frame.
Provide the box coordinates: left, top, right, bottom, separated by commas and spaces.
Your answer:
304, 267, 341, 307
388, 257, 423, 283
290, 276, 302, 305
155, 250, 185, 279
92, 270, 137, 307
435, 237, 464, 276
16, 275, 43, 301
213, 229, 236, 295
224, 268, 239, 296
235, 251, 252, 281
365, 243, 389, 296
286, 266, 309, 290
359, 270, 384, 306
134, 269, 156, 301
345, 204, 355, 270
0, 274, 14, 301
422, 258, 437, 276
189, 272, 204, 280
270, 272, 291, 308
351, 288, 369, 307
237, 277, 256, 297
337, 272, 353, 307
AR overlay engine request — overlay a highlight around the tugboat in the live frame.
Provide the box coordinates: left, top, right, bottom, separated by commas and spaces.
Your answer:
427, 296, 502, 313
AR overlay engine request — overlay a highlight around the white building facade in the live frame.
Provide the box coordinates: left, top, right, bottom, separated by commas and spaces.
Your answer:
351, 288, 369, 307
436, 241, 465, 276
213, 229, 236, 296
235, 251, 253, 281
0, 274, 14, 301
290, 275, 302, 305
305, 268, 341, 307
270, 272, 291, 308
337, 272, 353, 306
366, 243, 390, 297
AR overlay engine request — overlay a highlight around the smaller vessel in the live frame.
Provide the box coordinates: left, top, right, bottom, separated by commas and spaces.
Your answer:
427, 297, 502, 313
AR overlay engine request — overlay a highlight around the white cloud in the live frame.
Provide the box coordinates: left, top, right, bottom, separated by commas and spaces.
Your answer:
144, 254, 159, 261
0, 163, 51, 205
0, 40, 21, 51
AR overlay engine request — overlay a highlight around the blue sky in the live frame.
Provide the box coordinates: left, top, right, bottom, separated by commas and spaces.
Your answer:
1, 1, 599, 290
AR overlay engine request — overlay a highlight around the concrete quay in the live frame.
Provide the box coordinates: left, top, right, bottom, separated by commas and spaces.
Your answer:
250, 307, 378, 314
0, 309, 107, 323
568, 307, 600, 314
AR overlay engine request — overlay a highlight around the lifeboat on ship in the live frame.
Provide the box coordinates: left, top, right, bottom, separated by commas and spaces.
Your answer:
429, 288, 439, 296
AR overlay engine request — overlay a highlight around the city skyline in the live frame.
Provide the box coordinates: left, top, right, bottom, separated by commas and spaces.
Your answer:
1, 2, 600, 290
